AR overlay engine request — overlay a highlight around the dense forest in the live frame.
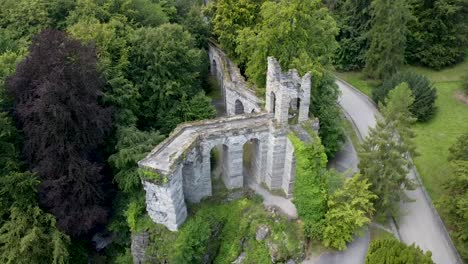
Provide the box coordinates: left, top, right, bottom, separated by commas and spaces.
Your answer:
0, 0, 466, 263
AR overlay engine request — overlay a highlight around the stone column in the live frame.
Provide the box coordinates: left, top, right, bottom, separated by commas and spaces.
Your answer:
298, 73, 311, 123
142, 166, 187, 231
265, 128, 288, 190
282, 138, 296, 198
222, 143, 244, 189
251, 138, 268, 183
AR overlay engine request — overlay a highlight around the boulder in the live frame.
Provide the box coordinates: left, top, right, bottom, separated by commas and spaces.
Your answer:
256, 225, 270, 241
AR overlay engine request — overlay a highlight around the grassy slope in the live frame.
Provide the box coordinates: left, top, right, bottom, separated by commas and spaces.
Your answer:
335, 58, 468, 207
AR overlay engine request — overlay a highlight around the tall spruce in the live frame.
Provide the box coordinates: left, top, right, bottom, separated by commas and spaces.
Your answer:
7, 30, 112, 236
406, 0, 468, 69
358, 83, 417, 218
334, 0, 372, 71
364, 0, 411, 79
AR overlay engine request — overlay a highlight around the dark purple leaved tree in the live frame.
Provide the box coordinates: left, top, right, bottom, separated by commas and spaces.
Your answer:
7, 29, 112, 237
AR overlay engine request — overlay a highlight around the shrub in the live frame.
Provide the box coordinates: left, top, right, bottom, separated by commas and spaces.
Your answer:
289, 133, 328, 240
372, 71, 437, 122
366, 238, 434, 264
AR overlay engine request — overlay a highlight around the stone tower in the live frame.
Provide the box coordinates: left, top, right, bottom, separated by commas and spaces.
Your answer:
265, 57, 311, 126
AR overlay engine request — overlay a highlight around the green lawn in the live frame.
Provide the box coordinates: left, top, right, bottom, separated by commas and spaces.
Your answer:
413, 81, 468, 201
335, 71, 380, 97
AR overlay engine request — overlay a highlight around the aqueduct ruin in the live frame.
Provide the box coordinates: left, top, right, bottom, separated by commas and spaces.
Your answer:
138, 43, 314, 231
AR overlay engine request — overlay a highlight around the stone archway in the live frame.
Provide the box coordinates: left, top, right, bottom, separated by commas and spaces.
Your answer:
288, 98, 301, 125
235, 99, 245, 115
243, 138, 261, 186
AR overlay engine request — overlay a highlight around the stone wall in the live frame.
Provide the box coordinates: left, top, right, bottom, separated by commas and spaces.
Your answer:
208, 42, 263, 115
138, 54, 313, 232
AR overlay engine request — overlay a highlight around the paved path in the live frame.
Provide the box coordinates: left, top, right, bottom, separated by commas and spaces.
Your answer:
336, 79, 462, 264
248, 180, 298, 219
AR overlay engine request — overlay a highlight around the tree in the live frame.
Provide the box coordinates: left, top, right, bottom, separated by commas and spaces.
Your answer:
128, 24, 214, 133
373, 71, 437, 122
448, 133, 468, 162
236, 0, 339, 88
366, 238, 434, 264
323, 174, 376, 250
406, 0, 468, 69
234, 0, 344, 157
358, 83, 417, 218
333, 0, 372, 71
440, 134, 468, 261
0, 113, 70, 264
289, 133, 329, 240
7, 30, 112, 236
211, 0, 264, 60
364, 0, 411, 79
311, 75, 346, 157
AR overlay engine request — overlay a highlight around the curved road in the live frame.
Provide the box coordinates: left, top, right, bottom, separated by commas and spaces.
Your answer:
336, 80, 462, 264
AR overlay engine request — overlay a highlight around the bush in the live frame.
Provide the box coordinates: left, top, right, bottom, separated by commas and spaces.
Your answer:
289, 133, 328, 240
366, 238, 434, 264
372, 71, 437, 122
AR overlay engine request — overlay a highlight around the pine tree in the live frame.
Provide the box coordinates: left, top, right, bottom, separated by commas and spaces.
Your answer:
358, 83, 417, 218
334, 0, 372, 70
364, 0, 411, 79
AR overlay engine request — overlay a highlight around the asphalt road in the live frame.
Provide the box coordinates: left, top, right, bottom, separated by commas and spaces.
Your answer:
336, 79, 462, 264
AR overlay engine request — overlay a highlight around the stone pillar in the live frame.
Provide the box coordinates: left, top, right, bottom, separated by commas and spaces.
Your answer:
265, 128, 288, 190
298, 73, 311, 123
282, 139, 296, 198
142, 166, 187, 231
131, 232, 149, 264
182, 147, 212, 203
251, 138, 268, 183
223, 143, 244, 189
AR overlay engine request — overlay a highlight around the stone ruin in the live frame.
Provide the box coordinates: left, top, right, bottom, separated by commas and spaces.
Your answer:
137, 42, 314, 232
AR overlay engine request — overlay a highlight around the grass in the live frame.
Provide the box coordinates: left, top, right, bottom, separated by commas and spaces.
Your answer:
370, 225, 394, 242
412, 81, 468, 201
335, 71, 381, 97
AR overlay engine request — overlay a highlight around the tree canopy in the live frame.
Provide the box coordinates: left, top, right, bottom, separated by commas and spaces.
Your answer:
7, 30, 112, 236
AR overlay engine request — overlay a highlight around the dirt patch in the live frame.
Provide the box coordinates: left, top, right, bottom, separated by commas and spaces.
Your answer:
454, 90, 468, 105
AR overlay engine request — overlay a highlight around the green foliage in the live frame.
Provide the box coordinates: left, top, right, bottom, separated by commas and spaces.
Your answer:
366, 238, 434, 264
289, 133, 328, 240
364, 0, 411, 79
128, 23, 213, 133
448, 134, 468, 162
439, 134, 468, 261
0, 0, 51, 49
406, 0, 468, 69
212, 0, 264, 61
237, 0, 339, 88
373, 71, 437, 122
323, 174, 376, 250
142, 198, 303, 263
359, 83, 417, 218
312, 74, 346, 157
0, 113, 70, 264
333, 0, 372, 70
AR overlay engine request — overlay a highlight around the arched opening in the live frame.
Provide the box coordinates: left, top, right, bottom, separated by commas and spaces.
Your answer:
288, 98, 301, 125
235, 99, 245, 115
251, 109, 255, 114
271, 92, 276, 114
211, 59, 217, 77
210, 144, 229, 192
243, 138, 260, 186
